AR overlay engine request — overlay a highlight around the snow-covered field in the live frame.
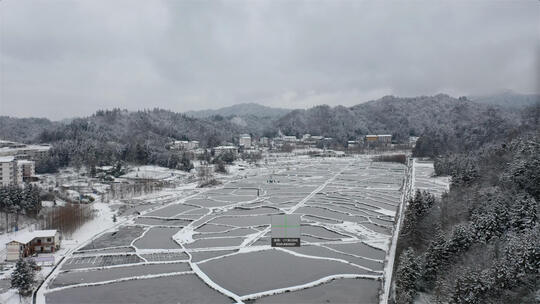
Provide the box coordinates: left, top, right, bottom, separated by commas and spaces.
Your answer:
413, 160, 450, 197
41, 156, 409, 304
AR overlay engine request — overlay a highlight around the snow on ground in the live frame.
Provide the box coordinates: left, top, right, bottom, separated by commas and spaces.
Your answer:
413, 160, 450, 197
40, 155, 407, 304
121, 165, 189, 180
2, 161, 223, 304
61, 202, 115, 248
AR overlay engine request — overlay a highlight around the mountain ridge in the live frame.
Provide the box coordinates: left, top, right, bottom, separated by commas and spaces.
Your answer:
185, 102, 293, 118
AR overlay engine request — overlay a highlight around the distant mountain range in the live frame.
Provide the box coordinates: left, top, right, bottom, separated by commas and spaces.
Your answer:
185, 103, 292, 119
0, 92, 535, 147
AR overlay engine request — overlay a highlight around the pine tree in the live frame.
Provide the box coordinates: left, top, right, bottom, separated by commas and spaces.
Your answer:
422, 232, 448, 287
395, 248, 421, 304
510, 194, 538, 231
452, 268, 489, 304
11, 258, 37, 297
446, 224, 474, 255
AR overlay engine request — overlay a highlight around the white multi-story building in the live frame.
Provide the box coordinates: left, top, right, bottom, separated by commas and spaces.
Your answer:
282, 136, 297, 143
0, 156, 21, 186
0, 157, 35, 186
17, 160, 35, 180
0, 140, 50, 160
259, 137, 269, 146
239, 134, 251, 148
213, 146, 239, 156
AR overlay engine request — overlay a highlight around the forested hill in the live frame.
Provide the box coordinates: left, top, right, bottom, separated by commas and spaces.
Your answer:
185, 102, 292, 118
275, 94, 517, 143
185, 103, 293, 137
394, 104, 539, 303
20, 108, 246, 171
37, 108, 242, 147
0, 116, 59, 143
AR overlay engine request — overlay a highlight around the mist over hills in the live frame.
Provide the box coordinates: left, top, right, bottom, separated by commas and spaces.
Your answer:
469, 91, 540, 109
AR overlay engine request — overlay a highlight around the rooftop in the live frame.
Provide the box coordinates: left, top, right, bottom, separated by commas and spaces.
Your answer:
10, 229, 58, 244
0, 156, 15, 162
0, 144, 51, 153
17, 159, 35, 164
214, 145, 237, 149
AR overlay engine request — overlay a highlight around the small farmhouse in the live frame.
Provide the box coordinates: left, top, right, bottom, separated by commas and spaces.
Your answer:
5, 230, 61, 261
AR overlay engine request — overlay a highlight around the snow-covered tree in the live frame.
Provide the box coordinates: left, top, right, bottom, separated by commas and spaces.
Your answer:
422, 232, 448, 286
395, 248, 421, 304
446, 224, 474, 256
452, 268, 490, 304
11, 258, 37, 297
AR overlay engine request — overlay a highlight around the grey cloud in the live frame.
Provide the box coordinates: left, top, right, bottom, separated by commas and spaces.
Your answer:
1, 0, 538, 119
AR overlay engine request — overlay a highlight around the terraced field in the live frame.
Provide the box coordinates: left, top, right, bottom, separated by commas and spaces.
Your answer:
44, 156, 408, 304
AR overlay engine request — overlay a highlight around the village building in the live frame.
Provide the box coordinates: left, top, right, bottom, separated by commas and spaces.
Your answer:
365, 134, 393, 146
409, 136, 420, 147
170, 140, 199, 151
378, 134, 392, 143
0, 156, 19, 186
282, 135, 297, 143
365, 135, 378, 142
239, 134, 252, 148
213, 146, 239, 157
0, 156, 27, 186
259, 137, 269, 146
347, 140, 359, 149
0, 140, 51, 160
17, 160, 35, 181
6, 230, 61, 261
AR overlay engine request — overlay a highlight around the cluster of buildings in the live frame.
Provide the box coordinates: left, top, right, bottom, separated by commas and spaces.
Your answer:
166, 132, 398, 157
0, 140, 49, 186
271, 133, 329, 149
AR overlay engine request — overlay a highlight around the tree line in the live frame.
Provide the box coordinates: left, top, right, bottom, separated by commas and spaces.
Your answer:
0, 185, 42, 232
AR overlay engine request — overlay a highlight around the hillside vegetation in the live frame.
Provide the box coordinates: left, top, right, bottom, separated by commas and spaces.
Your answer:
0, 116, 59, 143
394, 103, 540, 303
31, 108, 245, 172
275, 94, 518, 143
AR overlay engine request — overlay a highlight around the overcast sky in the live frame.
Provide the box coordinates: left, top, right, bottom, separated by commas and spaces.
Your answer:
1, 0, 539, 120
